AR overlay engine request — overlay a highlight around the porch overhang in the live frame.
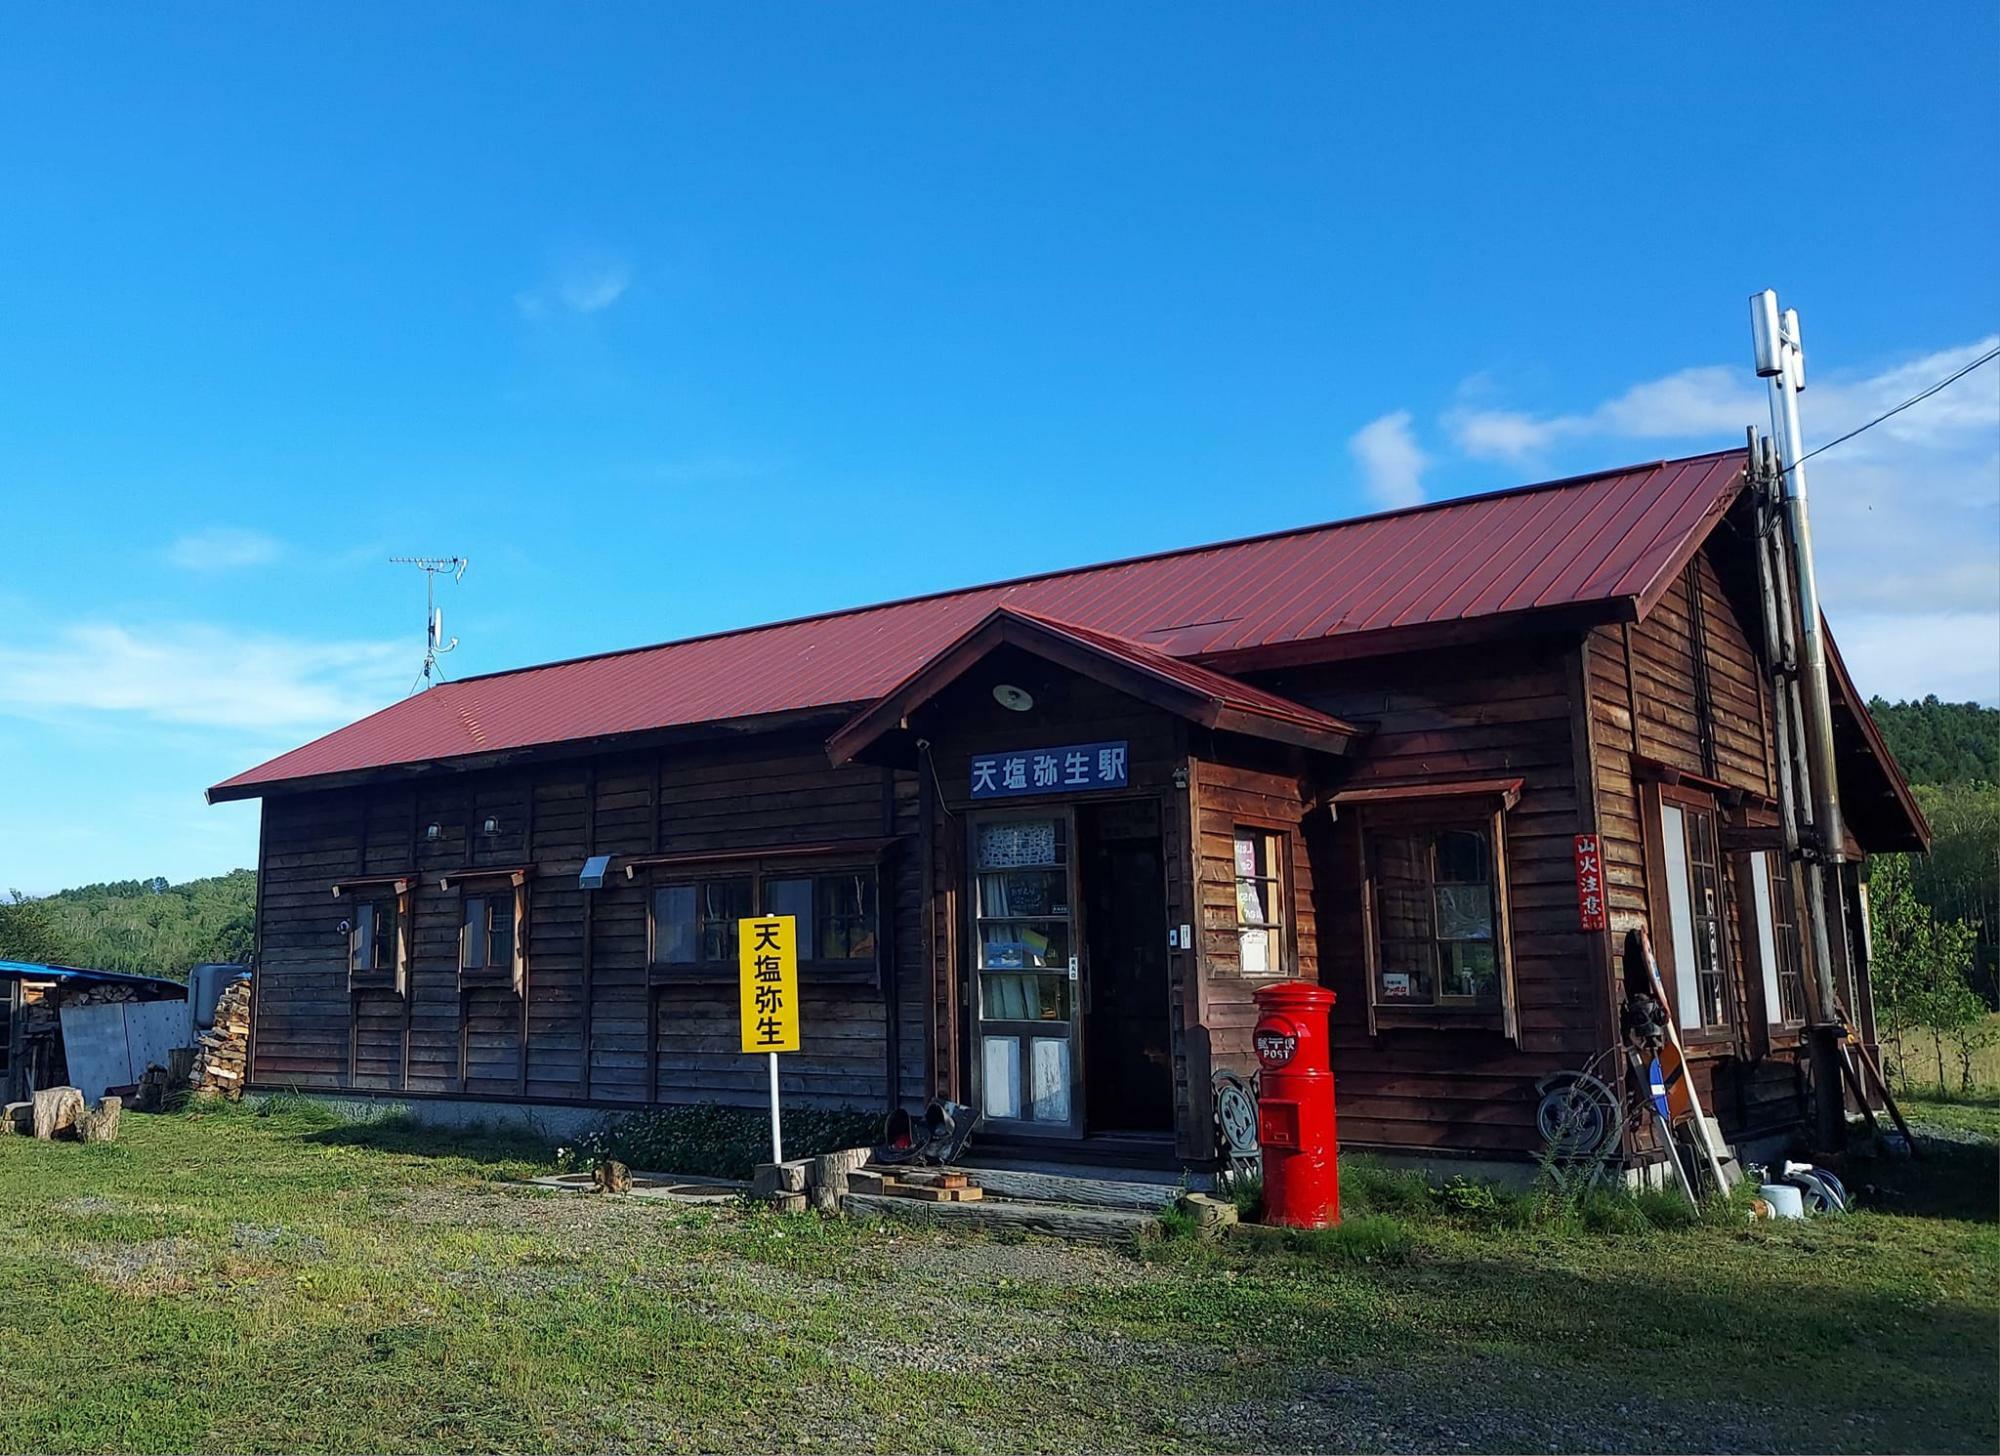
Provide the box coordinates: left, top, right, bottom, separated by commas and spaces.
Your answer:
827, 606, 1360, 766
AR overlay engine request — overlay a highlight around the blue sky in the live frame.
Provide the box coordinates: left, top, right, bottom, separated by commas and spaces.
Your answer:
2, 6, 1996, 892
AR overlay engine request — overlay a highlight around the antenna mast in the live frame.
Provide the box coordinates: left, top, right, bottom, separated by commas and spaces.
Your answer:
389, 555, 468, 691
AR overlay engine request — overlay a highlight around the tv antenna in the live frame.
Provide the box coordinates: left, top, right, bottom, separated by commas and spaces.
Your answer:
389, 555, 468, 691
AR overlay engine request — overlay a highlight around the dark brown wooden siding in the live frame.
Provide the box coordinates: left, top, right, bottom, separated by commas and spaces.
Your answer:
1188, 743, 1314, 1158
1588, 538, 1811, 1150
1264, 636, 1601, 1157
251, 731, 925, 1116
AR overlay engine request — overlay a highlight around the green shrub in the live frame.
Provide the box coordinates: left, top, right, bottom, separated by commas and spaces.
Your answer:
1433, 1174, 1498, 1216
573, 1103, 880, 1180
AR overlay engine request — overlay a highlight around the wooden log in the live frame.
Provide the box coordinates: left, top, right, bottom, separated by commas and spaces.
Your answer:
752, 1160, 810, 1197
842, 1192, 1151, 1243
76, 1097, 122, 1144
809, 1146, 873, 1210
766, 1191, 809, 1214
32, 1087, 84, 1141
1178, 1192, 1239, 1232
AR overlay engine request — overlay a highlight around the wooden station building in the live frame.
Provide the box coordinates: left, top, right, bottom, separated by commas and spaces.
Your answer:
210, 448, 1926, 1172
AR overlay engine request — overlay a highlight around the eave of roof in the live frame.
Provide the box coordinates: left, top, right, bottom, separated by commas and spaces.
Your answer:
1824, 627, 1932, 853
827, 606, 1359, 764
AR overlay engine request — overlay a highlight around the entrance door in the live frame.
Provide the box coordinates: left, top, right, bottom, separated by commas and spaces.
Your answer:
970, 810, 1083, 1137
1081, 805, 1174, 1133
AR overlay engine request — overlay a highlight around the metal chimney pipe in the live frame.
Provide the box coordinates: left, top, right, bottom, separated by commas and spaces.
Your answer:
1751, 290, 1846, 861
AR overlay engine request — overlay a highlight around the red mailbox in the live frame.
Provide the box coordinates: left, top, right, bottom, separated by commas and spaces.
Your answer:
1251, 981, 1339, 1227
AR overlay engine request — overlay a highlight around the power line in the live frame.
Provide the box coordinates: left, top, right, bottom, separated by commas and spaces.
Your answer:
1787, 342, 2000, 473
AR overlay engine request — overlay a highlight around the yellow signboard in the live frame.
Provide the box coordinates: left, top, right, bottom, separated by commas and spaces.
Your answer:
738, 915, 800, 1054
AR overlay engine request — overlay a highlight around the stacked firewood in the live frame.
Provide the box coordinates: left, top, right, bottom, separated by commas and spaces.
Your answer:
188, 979, 251, 1100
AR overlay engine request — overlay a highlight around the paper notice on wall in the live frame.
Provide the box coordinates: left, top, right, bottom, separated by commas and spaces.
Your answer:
1240, 928, 1270, 974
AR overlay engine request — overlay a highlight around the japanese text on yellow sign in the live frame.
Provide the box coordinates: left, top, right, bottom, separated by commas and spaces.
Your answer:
738, 915, 800, 1053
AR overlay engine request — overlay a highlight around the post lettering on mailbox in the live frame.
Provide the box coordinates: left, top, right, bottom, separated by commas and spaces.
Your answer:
739, 914, 800, 1163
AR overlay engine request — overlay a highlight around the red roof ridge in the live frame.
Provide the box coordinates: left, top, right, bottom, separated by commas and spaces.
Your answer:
441, 447, 1749, 691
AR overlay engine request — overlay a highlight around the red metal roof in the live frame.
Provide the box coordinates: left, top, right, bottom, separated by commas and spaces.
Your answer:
213, 449, 1747, 798
827, 606, 1361, 764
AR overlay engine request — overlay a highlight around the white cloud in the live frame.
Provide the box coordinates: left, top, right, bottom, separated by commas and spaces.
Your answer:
1439, 336, 2000, 704
0, 623, 408, 734
516, 255, 633, 320
1348, 410, 1430, 510
1447, 339, 1998, 464
166, 527, 283, 572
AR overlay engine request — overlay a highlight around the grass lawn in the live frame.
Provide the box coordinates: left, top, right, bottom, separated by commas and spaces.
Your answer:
0, 1104, 1994, 1455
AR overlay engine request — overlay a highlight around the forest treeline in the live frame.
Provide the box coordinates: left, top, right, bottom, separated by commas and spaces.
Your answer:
0, 870, 254, 981
1864, 696, 1999, 1089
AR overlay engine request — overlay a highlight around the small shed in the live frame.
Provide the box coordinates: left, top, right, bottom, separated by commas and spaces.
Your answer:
0, 962, 192, 1103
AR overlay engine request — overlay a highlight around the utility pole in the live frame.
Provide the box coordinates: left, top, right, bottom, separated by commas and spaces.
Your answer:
1749, 291, 1851, 1150
390, 555, 468, 691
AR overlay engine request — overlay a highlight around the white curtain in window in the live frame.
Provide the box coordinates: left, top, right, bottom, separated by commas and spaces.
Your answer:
982, 1035, 1021, 1120
1659, 805, 1701, 1029
1031, 1037, 1070, 1123
1750, 852, 1783, 1025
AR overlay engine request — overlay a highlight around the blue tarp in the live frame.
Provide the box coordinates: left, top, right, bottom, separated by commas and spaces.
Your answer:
0, 960, 189, 996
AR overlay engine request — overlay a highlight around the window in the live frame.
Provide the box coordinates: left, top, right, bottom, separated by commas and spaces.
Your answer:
1751, 851, 1808, 1027
650, 864, 878, 971
973, 815, 1074, 1125
764, 872, 879, 962
1368, 823, 1501, 1005
1232, 828, 1285, 975
460, 892, 515, 971
1659, 799, 1729, 1031
349, 899, 398, 975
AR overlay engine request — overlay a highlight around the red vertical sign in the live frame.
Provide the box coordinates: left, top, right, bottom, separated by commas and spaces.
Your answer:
1573, 833, 1607, 931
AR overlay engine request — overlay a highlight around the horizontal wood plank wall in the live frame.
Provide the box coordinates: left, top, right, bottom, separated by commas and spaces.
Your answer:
251, 732, 926, 1116
1590, 536, 1805, 1151
1189, 738, 1313, 1160
255, 789, 360, 1086
1267, 637, 1593, 1157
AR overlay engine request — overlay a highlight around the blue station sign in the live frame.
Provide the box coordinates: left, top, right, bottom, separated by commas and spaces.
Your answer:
970, 740, 1129, 799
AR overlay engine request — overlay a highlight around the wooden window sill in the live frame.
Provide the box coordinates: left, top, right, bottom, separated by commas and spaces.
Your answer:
1372, 1004, 1506, 1033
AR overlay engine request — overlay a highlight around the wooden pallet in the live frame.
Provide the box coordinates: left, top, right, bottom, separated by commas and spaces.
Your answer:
853, 1168, 984, 1202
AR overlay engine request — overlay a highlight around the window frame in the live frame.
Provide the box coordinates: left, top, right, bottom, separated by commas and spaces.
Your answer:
646, 856, 883, 983
336, 875, 412, 997
1748, 847, 1809, 1035
1647, 783, 1737, 1044
444, 873, 527, 995
1230, 824, 1289, 978
1357, 797, 1517, 1039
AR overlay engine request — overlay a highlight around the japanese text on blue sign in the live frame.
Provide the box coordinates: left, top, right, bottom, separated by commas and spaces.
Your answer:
970, 741, 1128, 798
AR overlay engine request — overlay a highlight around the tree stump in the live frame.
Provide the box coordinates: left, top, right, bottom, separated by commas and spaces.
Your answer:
76, 1096, 122, 1143
592, 1158, 633, 1194
810, 1147, 873, 1212
31, 1086, 84, 1141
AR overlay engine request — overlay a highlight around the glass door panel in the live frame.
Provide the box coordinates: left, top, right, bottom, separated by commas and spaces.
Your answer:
972, 813, 1082, 1135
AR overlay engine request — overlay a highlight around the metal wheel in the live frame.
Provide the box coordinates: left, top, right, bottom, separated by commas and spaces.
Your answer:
1213, 1072, 1259, 1157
